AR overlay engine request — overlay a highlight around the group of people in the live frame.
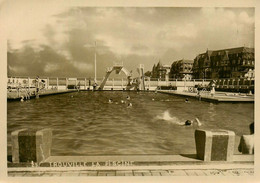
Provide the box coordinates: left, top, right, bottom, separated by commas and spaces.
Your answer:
108, 95, 132, 108
20, 76, 43, 101
20, 88, 32, 102
195, 80, 216, 100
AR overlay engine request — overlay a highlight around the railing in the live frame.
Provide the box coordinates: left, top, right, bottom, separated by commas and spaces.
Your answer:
7, 77, 254, 91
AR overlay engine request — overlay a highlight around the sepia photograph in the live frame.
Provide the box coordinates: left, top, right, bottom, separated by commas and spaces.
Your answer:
1, 0, 258, 181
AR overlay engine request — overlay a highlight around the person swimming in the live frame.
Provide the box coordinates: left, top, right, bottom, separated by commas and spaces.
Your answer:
185, 120, 192, 126
185, 98, 189, 103
127, 103, 132, 108
121, 100, 125, 104
126, 95, 130, 100
108, 99, 113, 103
182, 118, 202, 126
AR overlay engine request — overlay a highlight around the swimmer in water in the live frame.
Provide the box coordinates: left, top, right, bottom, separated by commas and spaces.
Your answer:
127, 103, 132, 108
121, 100, 125, 104
126, 95, 130, 100
180, 118, 202, 126
185, 98, 190, 103
185, 120, 192, 126
108, 99, 113, 103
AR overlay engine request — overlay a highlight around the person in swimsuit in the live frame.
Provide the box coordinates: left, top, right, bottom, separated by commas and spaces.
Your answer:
127, 103, 132, 108
180, 118, 202, 126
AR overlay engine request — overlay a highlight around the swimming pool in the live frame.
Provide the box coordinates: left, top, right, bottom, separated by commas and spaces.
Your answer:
7, 91, 254, 155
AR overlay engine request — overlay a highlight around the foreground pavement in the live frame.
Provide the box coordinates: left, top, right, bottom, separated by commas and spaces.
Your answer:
8, 155, 254, 176
8, 165, 254, 176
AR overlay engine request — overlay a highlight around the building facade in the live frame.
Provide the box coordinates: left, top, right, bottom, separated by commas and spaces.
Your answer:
170, 59, 194, 80
150, 61, 170, 81
193, 47, 254, 79
192, 50, 212, 79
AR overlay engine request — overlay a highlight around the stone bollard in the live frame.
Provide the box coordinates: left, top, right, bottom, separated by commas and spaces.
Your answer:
195, 129, 235, 161
11, 128, 52, 163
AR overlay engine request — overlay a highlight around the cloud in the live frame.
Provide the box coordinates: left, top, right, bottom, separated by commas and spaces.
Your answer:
239, 11, 254, 24
131, 44, 149, 52
8, 65, 26, 73
6, 6, 254, 77
5, 1, 69, 50
44, 63, 59, 73
73, 62, 93, 72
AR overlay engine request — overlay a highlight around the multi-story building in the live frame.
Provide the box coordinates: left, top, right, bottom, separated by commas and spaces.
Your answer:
193, 47, 254, 79
151, 61, 170, 81
170, 59, 194, 80
193, 50, 213, 79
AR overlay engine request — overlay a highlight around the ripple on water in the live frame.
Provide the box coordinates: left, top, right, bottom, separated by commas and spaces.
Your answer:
7, 91, 254, 155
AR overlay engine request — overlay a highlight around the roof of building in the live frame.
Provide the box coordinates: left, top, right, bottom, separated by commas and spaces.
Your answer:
173, 59, 194, 64
206, 50, 213, 55
196, 50, 214, 58
162, 64, 171, 68
157, 61, 162, 67
195, 47, 254, 59
210, 47, 254, 56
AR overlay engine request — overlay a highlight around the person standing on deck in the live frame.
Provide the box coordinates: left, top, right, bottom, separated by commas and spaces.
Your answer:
77, 81, 81, 91
35, 76, 40, 98
210, 80, 216, 97
197, 89, 201, 101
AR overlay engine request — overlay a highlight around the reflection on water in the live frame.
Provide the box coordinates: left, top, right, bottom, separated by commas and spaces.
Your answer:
208, 103, 217, 122
7, 91, 254, 155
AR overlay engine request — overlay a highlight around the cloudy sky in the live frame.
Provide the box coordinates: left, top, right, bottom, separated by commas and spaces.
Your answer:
4, 1, 254, 78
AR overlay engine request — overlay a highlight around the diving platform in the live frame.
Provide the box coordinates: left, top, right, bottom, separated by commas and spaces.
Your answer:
98, 62, 132, 90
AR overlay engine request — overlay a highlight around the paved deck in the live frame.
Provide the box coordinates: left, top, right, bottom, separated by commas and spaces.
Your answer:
8, 155, 254, 176
7, 89, 77, 101
159, 90, 254, 103
7, 166, 254, 176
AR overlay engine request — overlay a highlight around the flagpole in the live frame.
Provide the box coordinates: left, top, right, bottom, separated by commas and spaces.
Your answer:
94, 41, 97, 83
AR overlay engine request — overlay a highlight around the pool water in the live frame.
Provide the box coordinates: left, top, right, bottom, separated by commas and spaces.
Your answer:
7, 91, 254, 155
